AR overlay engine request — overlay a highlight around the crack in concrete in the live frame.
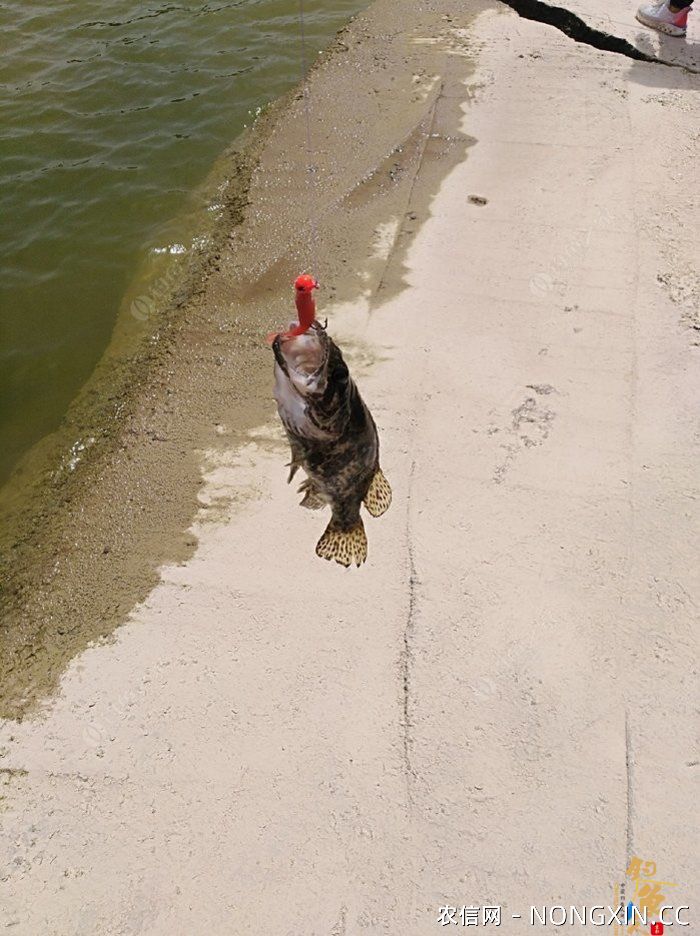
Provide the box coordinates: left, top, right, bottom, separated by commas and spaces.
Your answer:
373, 86, 441, 301
499, 0, 700, 73
401, 458, 418, 808
331, 905, 347, 936
625, 709, 635, 868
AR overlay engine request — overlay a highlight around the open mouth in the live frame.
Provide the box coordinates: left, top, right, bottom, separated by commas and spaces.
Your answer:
279, 326, 327, 377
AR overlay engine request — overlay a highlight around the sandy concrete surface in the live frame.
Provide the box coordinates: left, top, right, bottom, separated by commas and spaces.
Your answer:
1, 1, 698, 933
547, 0, 700, 69
0, 0, 478, 719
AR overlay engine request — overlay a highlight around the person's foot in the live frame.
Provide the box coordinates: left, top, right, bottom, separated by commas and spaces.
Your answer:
636, 0, 690, 35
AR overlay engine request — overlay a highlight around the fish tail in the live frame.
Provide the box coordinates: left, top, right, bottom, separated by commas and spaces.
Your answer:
316, 518, 367, 567
363, 468, 392, 518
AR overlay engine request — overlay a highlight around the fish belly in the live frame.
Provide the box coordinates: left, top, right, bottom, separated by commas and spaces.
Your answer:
273, 363, 326, 440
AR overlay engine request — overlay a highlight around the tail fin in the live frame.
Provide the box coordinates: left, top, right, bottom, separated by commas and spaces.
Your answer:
363, 468, 392, 518
316, 519, 367, 567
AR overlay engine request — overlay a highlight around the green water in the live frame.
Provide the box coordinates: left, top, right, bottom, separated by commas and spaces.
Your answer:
0, 0, 367, 485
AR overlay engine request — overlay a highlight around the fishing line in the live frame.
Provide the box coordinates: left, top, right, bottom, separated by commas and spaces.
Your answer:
297, 0, 320, 281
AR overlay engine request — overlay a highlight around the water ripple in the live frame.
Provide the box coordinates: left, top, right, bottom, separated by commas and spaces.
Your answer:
0, 0, 369, 484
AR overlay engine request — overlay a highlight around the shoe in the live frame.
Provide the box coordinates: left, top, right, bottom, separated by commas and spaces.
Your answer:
636, 0, 690, 36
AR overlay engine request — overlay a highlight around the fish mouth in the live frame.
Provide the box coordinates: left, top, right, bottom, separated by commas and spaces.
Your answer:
274, 321, 329, 385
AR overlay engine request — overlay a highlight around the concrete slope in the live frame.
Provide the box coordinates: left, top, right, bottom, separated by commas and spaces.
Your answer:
1, 3, 697, 934
540, 0, 700, 69
501, 0, 700, 69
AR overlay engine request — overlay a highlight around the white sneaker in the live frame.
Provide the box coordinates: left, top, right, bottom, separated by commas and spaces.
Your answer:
636, 0, 690, 36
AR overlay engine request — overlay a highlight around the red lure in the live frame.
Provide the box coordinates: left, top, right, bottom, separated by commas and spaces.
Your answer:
267, 274, 318, 344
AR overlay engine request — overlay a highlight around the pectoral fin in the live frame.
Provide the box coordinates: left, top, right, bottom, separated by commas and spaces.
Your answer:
286, 439, 304, 483
363, 468, 392, 518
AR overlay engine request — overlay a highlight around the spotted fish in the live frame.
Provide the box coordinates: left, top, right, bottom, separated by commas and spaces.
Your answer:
272, 320, 391, 567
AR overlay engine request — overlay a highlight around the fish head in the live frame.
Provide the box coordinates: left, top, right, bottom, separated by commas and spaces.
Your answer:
272, 320, 330, 397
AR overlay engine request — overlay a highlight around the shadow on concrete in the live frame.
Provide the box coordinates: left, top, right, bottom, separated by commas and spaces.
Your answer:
627, 29, 700, 86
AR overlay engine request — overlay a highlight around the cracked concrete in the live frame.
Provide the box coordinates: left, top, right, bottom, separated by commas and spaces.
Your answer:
401, 459, 419, 808
543, 0, 700, 68
500, 0, 700, 71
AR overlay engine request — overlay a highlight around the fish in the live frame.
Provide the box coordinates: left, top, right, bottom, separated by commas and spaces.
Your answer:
271, 296, 391, 567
